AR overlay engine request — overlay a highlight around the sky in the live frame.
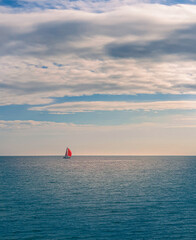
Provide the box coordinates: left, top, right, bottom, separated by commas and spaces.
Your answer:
0, 0, 196, 155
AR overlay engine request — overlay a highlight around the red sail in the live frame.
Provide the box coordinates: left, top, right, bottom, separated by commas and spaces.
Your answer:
67, 148, 72, 157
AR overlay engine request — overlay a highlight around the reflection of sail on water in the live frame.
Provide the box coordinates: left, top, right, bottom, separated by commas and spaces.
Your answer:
64, 147, 72, 159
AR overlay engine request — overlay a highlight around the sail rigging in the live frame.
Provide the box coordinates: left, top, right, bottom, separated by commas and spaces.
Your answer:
64, 147, 72, 159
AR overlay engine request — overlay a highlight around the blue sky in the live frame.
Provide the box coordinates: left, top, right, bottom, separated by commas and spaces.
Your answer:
0, 0, 196, 155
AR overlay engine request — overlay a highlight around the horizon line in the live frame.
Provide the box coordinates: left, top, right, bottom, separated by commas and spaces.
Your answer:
0, 155, 196, 157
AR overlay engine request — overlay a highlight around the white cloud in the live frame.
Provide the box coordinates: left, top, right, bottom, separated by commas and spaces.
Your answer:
7, 1, 196, 13
0, 120, 80, 129
0, 4, 196, 106
4, 1, 171, 12
28, 100, 196, 113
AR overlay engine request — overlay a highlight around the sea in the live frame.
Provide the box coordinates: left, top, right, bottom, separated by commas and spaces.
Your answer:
0, 156, 195, 240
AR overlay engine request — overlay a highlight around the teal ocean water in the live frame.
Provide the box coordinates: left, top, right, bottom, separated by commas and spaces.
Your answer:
0, 156, 196, 240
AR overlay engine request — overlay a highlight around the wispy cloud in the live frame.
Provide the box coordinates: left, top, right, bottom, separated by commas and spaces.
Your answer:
1, 115, 196, 130
29, 100, 196, 113
2, 1, 196, 12
0, 120, 79, 129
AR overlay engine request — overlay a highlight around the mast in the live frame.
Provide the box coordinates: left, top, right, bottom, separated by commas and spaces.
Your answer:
65, 147, 68, 157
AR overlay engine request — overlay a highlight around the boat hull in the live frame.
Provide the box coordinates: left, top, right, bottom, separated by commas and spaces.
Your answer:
63, 156, 71, 159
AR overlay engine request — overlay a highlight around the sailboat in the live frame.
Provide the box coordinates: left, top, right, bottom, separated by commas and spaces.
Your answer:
64, 147, 72, 159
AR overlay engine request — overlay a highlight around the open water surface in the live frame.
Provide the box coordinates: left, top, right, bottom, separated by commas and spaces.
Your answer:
0, 156, 196, 239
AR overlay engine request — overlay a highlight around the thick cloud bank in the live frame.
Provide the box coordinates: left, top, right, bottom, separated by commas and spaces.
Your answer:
0, 4, 196, 106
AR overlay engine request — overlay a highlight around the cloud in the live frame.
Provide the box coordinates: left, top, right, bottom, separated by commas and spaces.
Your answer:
105, 24, 196, 60
0, 1, 179, 12
29, 100, 196, 113
1, 113, 196, 130
2, 1, 196, 13
0, 120, 80, 129
0, 4, 196, 106
2, 4, 196, 57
